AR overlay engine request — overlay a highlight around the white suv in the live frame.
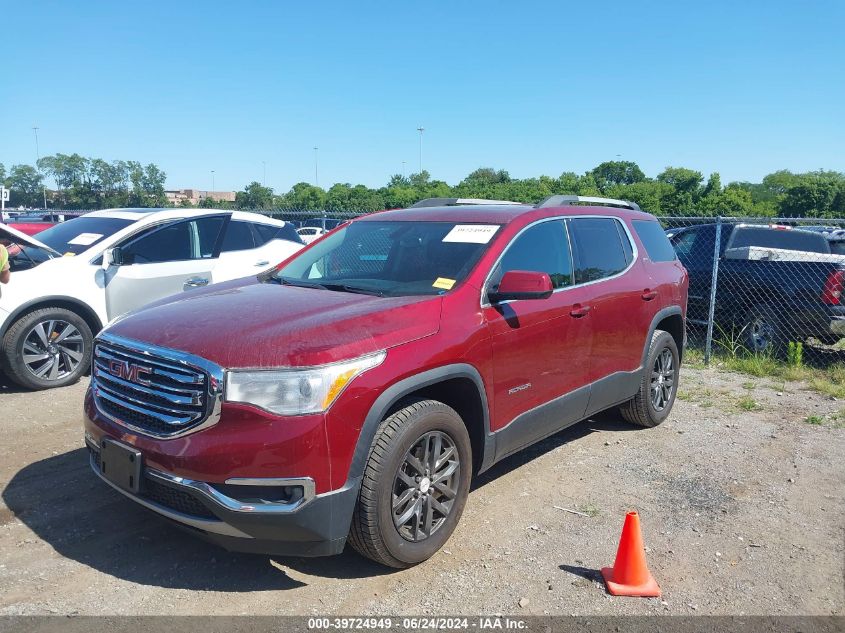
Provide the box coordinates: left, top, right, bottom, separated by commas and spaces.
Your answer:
0, 208, 303, 390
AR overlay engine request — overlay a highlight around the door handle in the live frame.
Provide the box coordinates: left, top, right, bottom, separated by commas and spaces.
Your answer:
183, 277, 210, 290
570, 304, 591, 318
641, 289, 658, 301
254, 260, 270, 267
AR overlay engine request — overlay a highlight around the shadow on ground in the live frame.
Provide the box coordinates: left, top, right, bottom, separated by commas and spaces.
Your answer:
3, 409, 640, 591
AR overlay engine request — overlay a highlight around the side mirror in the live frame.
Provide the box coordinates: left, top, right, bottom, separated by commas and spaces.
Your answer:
102, 247, 124, 269
489, 270, 554, 302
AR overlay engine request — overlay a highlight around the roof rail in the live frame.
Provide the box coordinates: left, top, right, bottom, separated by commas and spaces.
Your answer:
536, 195, 641, 212
410, 197, 523, 208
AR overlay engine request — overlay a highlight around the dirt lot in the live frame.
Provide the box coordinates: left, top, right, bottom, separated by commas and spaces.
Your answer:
0, 364, 842, 616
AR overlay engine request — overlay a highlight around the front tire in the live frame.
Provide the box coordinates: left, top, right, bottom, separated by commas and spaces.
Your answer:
349, 399, 472, 568
1, 307, 93, 390
619, 330, 679, 428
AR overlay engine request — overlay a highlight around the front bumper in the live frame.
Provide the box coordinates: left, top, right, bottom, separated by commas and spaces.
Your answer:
85, 437, 359, 556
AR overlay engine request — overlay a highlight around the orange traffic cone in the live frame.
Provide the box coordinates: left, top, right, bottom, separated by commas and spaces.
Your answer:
601, 510, 661, 597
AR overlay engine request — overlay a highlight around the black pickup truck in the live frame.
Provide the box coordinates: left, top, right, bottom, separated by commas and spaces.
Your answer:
666, 223, 845, 353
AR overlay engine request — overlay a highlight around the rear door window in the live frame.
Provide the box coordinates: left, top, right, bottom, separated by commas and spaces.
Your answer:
568, 218, 632, 284
633, 220, 676, 262
221, 220, 257, 252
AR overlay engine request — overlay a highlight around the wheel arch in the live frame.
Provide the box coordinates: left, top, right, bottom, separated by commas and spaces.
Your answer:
644, 306, 685, 364
1, 296, 103, 342
346, 364, 493, 490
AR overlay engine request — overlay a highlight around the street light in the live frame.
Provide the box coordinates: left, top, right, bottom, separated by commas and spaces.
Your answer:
32, 126, 47, 209
211, 170, 215, 193
416, 126, 425, 174
313, 147, 319, 187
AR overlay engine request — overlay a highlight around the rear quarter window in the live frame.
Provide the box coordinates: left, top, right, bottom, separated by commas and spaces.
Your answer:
633, 220, 677, 262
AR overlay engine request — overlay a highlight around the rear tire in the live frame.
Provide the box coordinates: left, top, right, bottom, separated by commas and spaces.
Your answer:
619, 330, 679, 428
348, 399, 472, 568
1, 307, 93, 390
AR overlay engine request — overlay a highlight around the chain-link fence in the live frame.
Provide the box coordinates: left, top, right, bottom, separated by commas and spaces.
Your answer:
15, 208, 845, 365
660, 216, 845, 365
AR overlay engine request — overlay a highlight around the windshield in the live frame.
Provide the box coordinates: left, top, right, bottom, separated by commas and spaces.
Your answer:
34, 216, 134, 255
275, 220, 501, 296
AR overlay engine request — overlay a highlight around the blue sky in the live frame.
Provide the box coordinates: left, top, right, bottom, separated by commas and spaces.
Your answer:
2, 1, 843, 193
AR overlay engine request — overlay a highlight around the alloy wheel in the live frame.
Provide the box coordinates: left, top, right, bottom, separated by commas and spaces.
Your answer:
392, 430, 460, 542
650, 348, 675, 412
22, 319, 85, 381
749, 317, 774, 352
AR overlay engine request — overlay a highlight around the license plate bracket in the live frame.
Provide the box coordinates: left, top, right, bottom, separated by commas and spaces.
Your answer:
100, 439, 142, 494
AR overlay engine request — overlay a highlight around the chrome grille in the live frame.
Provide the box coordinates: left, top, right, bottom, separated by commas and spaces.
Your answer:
91, 334, 223, 438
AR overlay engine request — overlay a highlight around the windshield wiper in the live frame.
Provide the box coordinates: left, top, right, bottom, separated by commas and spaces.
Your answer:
272, 276, 383, 296
320, 283, 384, 297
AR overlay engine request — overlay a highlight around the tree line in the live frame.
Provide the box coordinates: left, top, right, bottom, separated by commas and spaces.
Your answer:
1, 154, 167, 209
2, 154, 844, 218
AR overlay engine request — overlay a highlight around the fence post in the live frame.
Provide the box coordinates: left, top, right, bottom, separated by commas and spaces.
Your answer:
704, 216, 722, 365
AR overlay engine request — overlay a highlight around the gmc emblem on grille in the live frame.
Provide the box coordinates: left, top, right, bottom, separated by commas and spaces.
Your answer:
107, 359, 152, 386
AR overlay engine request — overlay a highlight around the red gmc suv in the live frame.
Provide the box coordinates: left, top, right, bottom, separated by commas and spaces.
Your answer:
83, 196, 688, 568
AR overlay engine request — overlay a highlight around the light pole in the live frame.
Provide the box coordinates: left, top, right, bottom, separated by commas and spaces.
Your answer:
211, 170, 215, 194
416, 126, 425, 174
32, 126, 47, 209
313, 147, 319, 187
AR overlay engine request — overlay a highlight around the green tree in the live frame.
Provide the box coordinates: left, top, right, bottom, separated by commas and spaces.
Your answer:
781, 178, 845, 217
657, 167, 704, 215
5, 165, 45, 208
591, 161, 646, 192
236, 181, 275, 209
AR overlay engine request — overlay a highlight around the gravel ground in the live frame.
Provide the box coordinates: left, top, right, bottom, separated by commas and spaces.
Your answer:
0, 364, 842, 616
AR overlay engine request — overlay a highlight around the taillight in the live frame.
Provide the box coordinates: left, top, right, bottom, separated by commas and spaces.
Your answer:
822, 270, 845, 305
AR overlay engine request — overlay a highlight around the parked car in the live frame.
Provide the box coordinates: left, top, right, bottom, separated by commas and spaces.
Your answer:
0, 208, 303, 390
303, 217, 346, 231
83, 195, 688, 567
296, 226, 329, 244
667, 223, 845, 352
4, 213, 69, 236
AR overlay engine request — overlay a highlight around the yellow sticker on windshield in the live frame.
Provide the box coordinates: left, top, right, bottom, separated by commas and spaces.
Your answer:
63, 252, 76, 257
432, 277, 456, 290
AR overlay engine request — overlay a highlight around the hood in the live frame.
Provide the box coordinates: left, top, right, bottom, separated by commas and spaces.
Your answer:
0, 223, 57, 253
105, 278, 443, 368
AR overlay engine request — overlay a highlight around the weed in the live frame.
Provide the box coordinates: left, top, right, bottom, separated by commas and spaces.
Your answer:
741, 381, 755, 390
579, 504, 600, 517
787, 341, 804, 368
805, 415, 824, 425
738, 396, 762, 411
713, 323, 749, 360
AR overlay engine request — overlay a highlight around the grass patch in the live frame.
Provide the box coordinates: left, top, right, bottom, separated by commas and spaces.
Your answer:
701, 346, 845, 400
805, 415, 824, 425
737, 396, 762, 411
578, 504, 600, 518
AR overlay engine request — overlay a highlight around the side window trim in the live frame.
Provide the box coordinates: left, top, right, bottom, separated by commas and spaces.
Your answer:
481, 215, 639, 307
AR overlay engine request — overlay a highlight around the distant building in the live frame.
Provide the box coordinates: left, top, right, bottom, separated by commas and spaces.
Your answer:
164, 189, 237, 206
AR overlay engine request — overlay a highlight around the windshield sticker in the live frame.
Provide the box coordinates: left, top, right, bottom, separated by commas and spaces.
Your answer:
67, 232, 103, 246
432, 277, 456, 290
442, 225, 499, 244
63, 252, 76, 257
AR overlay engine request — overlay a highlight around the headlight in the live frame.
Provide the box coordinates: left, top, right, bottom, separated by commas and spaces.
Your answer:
224, 351, 386, 415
